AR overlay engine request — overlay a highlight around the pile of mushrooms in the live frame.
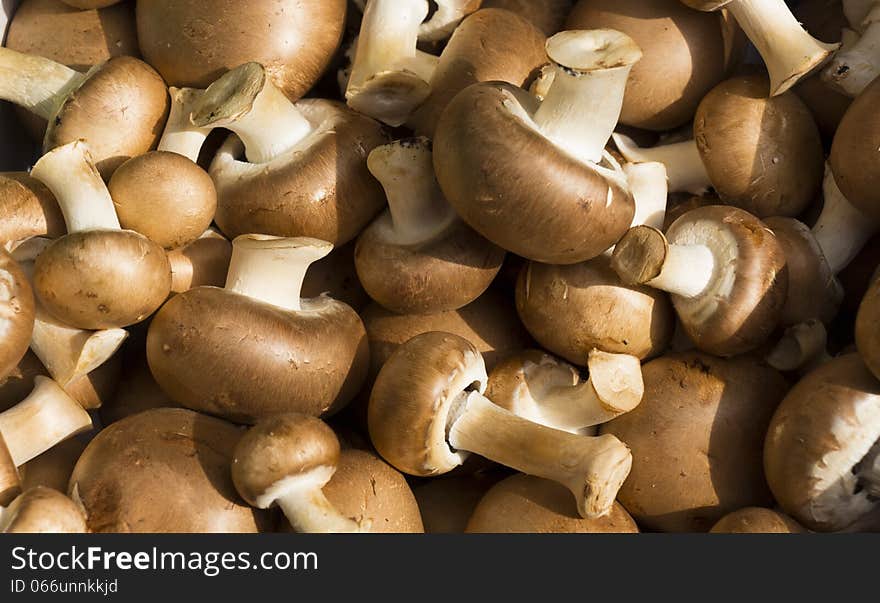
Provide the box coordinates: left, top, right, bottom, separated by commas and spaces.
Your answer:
1, 0, 879, 535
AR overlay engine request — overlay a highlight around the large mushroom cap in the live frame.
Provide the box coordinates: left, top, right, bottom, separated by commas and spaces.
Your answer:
600, 352, 788, 532
0, 172, 63, 246
69, 408, 268, 533
136, 0, 346, 101
465, 473, 639, 533
709, 507, 805, 533
0, 249, 36, 381
1, 486, 86, 533
764, 354, 880, 532
481, 0, 573, 35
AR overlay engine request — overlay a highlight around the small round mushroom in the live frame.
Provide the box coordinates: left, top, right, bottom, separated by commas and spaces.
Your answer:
434, 29, 640, 264
465, 474, 639, 533
19, 437, 85, 493
0, 172, 63, 248
680, 0, 838, 95
354, 137, 504, 314
0, 248, 35, 381
0, 486, 86, 533
70, 408, 268, 533
601, 352, 788, 532
481, 0, 573, 35
764, 354, 880, 531
709, 507, 805, 533
29, 141, 171, 330
167, 229, 233, 295
136, 0, 346, 101
369, 332, 633, 519
516, 254, 675, 364
611, 206, 788, 357
147, 235, 369, 424
413, 473, 502, 533
822, 4, 880, 97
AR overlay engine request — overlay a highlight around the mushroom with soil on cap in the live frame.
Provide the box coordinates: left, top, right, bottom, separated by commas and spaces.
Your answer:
0, 173, 63, 250
369, 331, 633, 519
482, 0, 573, 35
610, 205, 788, 357
147, 235, 369, 424
680, 0, 838, 95
354, 137, 504, 315
823, 1, 880, 97
434, 29, 641, 264
0, 486, 86, 533
601, 352, 789, 532
29, 141, 171, 330
0, 249, 36, 382
709, 507, 805, 533
764, 353, 880, 531
189, 62, 387, 247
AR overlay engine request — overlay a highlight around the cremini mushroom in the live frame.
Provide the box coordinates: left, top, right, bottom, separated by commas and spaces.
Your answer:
147, 235, 369, 424
413, 473, 502, 533
765, 320, 832, 374
0, 172, 63, 249
69, 408, 269, 533
0, 486, 86, 533
823, 2, 880, 96
369, 331, 633, 519
190, 62, 387, 247
680, 0, 838, 95
136, 0, 346, 101
481, 0, 573, 35
709, 507, 805, 533
764, 354, 880, 532
857, 278, 880, 381
60, 1, 122, 8
302, 241, 369, 312
434, 29, 640, 264
0, 248, 35, 381
612, 133, 711, 196
601, 352, 788, 532
20, 437, 85, 493
354, 137, 504, 314
623, 161, 669, 231
167, 229, 232, 295
156, 87, 210, 163
611, 206, 788, 357
465, 474, 639, 533
29, 141, 171, 330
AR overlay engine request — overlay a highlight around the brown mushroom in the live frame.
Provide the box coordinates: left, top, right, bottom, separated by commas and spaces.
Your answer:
355, 137, 504, 314
302, 240, 369, 312
612, 132, 711, 196
0, 248, 35, 381
0, 435, 21, 506
822, 4, 880, 97
611, 206, 788, 357
60, 1, 122, 8
765, 319, 832, 374
481, 0, 573, 35
601, 352, 788, 532
0, 486, 86, 533
19, 437, 85, 493
156, 87, 210, 163
147, 235, 369, 424
857, 278, 880, 381
0, 172, 63, 248
167, 229, 233, 295
413, 472, 503, 533
709, 507, 805, 533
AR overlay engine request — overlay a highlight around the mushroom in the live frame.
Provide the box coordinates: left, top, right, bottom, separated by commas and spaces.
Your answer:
485, 349, 644, 434
766, 320, 832, 374
0, 435, 20, 506
601, 352, 788, 532
156, 87, 210, 163
29, 141, 171, 330
0, 486, 86, 533
857, 278, 880, 381
302, 241, 369, 312
189, 62, 387, 247
60, 1, 122, 7
516, 254, 675, 364
413, 473, 502, 533
0, 172, 63, 249
99, 350, 176, 426
69, 408, 269, 533
610, 206, 788, 357
764, 353, 880, 531
108, 151, 217, 250
623, 161, 669, 231
369, 331, 633, 518
566, 0, 730, 131
0, 248, 35, 382
19, 437, 85, 493
147, 235, 369, 424
434, 29, 640, 264
481, 0, 573, 35
680, 0, 838, 95
418, 0, 483, 42
709, 507, 805, 533
465, 474, 639, 533
354, 137, 504, 314
612, 133, 711, 196
167, 229, 232, 295
135, 0, 346, 101
823, 2, 880, 96
0, 48, 168, 178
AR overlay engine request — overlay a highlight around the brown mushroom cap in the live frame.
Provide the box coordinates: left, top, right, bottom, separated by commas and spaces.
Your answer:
709, 507, 805, 533
694, 73, 824, 218
108, 151, 217, 249
167, 230, 232, 294
764, 354, 880, 531
516, 254, 674, 364
600, 352, 788, 532
857, 278, 880, 381
211, 99, 387, 247
413, 473, 503, 533
147, 286, 369, 424
69, 408, 268, 533
0, 249, 36, 381
0, 172, 63, 246
20, 438, 86, 493
481, 0, 573, 35
301, 240, 369, 312
434, 82, 634, 264
61, 0, 122, 8
465, 474, 639, 533
566, 0, 728, 131
1, 486, 86, 533
829, 76, 880, 223
0, 435, 21, 506
33, 229, 171, 330
136, 0, 345, 101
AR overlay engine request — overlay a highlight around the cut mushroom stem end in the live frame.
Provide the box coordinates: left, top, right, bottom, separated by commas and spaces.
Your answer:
0, 47, 86, 120
612, 133, 711, 196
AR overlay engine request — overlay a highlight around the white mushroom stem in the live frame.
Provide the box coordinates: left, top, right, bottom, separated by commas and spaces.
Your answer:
265, 468, 367, 533
812, 165, 876, 274
533, 30, 642, 165
647, 245, 716, 297
765, 320, 831, 373
724, 0, 839, 95
367, 138, 457, 246
612, 133, 711, 195
624, 162, 668, 230
0, 47, 85, 120
225, 235, 333, 313
418, 0, 479, 42
823, 5, 880, 97
858, 440, 880, 497
0, 376, 92, 467
157, 87, 211, 163
30, 141, 120, 233
447, 391, 632, 518
190, 63, 313, 165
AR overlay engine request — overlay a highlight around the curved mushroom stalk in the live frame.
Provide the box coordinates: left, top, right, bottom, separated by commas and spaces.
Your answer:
766, 320, 832, 373
624, 162, 668, 230
158, 87, 211, 163
270, 469, 368, 534
345, 0, 438, 126
612, 133, 711, 195
419, 0, 482, 42
813, 164, 877, 274
0, 47, 86, 120
823, 4, 880, 97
